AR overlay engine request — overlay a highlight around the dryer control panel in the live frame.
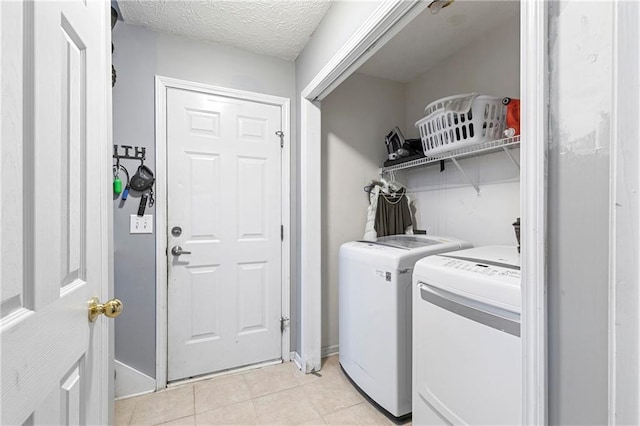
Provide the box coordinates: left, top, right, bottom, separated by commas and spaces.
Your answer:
441, 258, 521, 280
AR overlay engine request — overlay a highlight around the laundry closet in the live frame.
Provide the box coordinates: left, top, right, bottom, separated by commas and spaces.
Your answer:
320, 0, 521, 364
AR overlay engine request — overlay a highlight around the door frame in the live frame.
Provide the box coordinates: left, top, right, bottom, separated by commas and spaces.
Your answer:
298, 0, 429, 376
609, 1, 640, 423
519, 1, 547, 423
154, 76, 291, 389
298, 0, 547, 423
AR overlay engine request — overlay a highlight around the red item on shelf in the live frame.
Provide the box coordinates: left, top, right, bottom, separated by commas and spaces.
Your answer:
503, 98, 521, 136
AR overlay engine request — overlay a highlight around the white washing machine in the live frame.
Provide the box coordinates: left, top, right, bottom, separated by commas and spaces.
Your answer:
412, 246, 521, 425
338, 235, 472, 419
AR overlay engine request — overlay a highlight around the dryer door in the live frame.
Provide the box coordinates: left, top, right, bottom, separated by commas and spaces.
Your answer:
413, 282, 521, 425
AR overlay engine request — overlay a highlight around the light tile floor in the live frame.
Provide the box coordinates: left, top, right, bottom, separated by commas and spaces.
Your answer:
115, 355, 410, 426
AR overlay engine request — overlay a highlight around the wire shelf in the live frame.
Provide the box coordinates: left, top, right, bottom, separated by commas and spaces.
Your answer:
381, 135, 520, 173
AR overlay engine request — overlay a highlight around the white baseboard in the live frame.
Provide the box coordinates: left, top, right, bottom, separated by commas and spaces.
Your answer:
292, 347, 338, 373
167, 358, 281, 388
321, 345, 339, 358
292, 351, 304, 371
115, 360, 156, 400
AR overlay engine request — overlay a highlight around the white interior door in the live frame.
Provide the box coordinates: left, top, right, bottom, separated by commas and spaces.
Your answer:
166, 87, 283, 381
1, 1, 112, 424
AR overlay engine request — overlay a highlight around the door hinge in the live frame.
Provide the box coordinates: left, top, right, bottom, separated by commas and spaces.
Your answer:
280, 316, 290, 333
275, 130, 284, 148
281, 225, 284, 241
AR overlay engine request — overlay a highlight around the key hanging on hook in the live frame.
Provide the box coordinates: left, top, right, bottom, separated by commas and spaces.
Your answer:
137, 191, 149, 216
119, 164, 131, 201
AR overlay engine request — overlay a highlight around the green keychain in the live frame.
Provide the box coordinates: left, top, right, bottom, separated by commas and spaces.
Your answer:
113, 164, 123, 194
113, 176, 122, 194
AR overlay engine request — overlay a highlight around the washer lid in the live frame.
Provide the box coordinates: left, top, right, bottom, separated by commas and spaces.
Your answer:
370, 235, 444, 250
341, 235, 472, 270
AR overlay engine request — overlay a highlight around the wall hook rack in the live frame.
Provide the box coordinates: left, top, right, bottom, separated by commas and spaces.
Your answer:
113, 144, 146, 162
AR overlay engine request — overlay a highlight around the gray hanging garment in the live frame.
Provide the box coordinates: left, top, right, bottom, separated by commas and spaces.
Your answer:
374, 188, 412, 237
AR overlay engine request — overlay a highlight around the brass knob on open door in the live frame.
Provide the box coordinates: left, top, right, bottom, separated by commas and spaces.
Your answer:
88, 297, 123, 322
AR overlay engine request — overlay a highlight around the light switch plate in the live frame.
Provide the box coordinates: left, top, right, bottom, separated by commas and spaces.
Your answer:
130, 214, 153, 234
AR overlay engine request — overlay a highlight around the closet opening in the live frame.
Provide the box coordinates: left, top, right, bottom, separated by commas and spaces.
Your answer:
299, 0, 546, 423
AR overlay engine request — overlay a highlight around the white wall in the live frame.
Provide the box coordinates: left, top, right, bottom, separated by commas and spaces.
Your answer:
547, 2, 612, 424
403, 153, 520, 245
404, 16, 521, 138
400, 15, 521, 246
320, 72, 405, 351
295, 1, 384, 93
112, 22, 295, 384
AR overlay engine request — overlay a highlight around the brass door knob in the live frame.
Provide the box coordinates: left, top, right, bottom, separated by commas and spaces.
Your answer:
88, 297, 123, 322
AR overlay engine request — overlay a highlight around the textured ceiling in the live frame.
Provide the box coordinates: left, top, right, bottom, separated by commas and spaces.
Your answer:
117, 0, 333, 61
359, 0, 520, 82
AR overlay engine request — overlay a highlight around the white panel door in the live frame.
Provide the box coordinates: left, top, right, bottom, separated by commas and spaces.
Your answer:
0, 1, 111, 425
166, 87, 283, 381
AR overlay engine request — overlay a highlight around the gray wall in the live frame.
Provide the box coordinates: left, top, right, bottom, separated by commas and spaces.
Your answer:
112, 24, 158, 378
547, 2, 612, 424
320, 72, 406, 350
112, 23, 295, 378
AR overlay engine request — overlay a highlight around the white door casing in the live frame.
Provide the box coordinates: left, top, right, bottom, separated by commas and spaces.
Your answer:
609, 1, 640, 423
165, 86, 285, 381
298, 0, 428, 374
0, 0, 112, 425
520, 1, 547, 424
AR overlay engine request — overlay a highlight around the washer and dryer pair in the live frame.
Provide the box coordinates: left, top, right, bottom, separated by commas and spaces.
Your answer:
339, 236, 522, 425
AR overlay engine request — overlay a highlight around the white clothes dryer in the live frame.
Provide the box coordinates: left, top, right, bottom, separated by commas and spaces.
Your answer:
412, 245, 521, 425
338, 235, 471, 419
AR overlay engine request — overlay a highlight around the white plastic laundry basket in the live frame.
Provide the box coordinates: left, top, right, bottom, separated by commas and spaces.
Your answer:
415, 94, 506, 156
